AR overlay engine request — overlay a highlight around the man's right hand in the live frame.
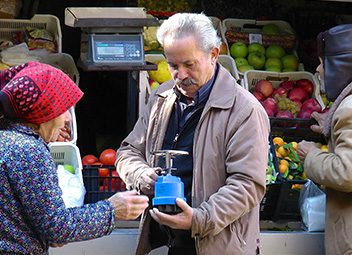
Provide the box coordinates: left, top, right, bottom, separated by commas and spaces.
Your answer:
137, 167, 161, 195
108, 190, 149, 220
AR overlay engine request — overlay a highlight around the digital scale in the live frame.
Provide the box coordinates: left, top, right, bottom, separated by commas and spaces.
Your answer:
64, 7, 159, 69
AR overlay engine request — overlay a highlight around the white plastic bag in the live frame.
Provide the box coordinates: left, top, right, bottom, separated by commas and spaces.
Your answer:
57, 164, 86, 208
299, 179, 326, 232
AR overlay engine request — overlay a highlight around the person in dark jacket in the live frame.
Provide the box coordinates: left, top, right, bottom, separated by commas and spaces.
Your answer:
0, 62, 148, 254
298, 24, 352, 255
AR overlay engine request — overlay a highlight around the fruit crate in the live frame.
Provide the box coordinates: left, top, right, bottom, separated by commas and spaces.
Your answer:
218, 55, 240, 81
261, 124, 327, 221
244, 70, 325, 127
260, 179, 306, 221
222, 18, 297, 53
49, 142, 84, 185
0, 14, 62, 52
82, 165, 126, 204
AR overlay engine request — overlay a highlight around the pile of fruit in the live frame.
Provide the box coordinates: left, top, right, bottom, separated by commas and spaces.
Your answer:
252, 78, 323, 118
82, 148, 125, 192
273, 136, 305, 181
229, 42, 299, 73
147, 59, 172, 90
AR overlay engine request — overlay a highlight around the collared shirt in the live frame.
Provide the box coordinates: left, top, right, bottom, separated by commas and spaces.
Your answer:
0, 121, 115, 254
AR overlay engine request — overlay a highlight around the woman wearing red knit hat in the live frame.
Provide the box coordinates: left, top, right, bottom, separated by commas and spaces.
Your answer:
0, 62, 148, 254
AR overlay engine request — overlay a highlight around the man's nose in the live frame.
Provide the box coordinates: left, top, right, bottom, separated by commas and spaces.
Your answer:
176, 66, 188, 80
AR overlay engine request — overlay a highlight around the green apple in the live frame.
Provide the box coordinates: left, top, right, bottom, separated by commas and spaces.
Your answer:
238, 64, 254, 73
234, 57, 248, 67
230, 42, 248, 58
265, 58, 282, 70
248, 52, 266, 70
64, 164, 75, 174
281, 54, 299, 71
266, 66, 281, 72
266, 45, 285, 59
282, 67, 296, 72
248, 43, 265, 55
262, 23, 279, 35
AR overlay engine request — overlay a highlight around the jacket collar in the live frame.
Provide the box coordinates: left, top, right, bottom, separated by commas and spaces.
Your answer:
156, 64, 236, 110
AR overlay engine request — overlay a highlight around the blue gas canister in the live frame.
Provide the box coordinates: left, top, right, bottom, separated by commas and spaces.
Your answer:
152, 150, 188, 214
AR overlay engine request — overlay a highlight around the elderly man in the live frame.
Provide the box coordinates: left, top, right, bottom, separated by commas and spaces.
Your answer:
116, 13, 269, 255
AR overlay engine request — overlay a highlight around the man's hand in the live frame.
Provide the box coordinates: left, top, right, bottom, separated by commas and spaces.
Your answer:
149, 198, 193, 230
297, 140, 319, 162
138, 168, 161, 195
108, 190, 149, 220
310, 111, 328, 134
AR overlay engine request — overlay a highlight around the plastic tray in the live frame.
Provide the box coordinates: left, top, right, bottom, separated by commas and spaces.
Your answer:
218, 55, 240, 81
49, 142, 83, 185
0, 14, 62, 53
244, 70, 325, 113
82, 165, 126, 204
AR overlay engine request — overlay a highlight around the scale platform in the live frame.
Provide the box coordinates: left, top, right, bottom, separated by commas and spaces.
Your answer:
65, 7, 159, 70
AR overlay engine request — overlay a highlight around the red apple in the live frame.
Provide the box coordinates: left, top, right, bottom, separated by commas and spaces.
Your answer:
252, 90, 265, 101
296, 79, 314, 97
255, 80, 274, 97
272, 87, 288, 97
301, 98, 322, 113
279, 80, 295, 91
261, 97, 278, 117
276, 110, 294, 118
288, 87, 309, 102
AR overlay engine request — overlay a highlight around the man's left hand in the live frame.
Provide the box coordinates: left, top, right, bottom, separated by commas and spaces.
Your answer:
149, 198, 193, 230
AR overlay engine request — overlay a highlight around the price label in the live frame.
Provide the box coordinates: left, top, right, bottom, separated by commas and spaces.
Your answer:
249, 33, 262, 44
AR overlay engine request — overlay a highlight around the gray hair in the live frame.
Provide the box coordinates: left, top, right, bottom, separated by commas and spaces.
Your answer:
156, 13, 221, 53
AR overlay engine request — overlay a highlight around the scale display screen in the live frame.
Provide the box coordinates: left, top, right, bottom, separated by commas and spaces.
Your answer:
91, 34, 144, 64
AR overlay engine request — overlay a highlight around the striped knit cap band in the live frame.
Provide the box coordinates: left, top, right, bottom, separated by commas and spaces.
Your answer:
0, 61, 83, 124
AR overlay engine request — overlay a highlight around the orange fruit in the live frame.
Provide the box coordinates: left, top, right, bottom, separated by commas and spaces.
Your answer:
280, 159, 289, 167
273, 137, 284, 147
278, 163, 288, 174
291, 141, 298, 150
278, 146, 289, 157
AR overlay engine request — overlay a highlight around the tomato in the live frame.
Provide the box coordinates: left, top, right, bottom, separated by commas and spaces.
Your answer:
99, 148, 117, 165
82, 154, 99, 165
98, 167, 109, 178
99, 170, 126, 192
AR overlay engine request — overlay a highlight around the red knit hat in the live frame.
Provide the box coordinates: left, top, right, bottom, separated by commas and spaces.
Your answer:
0, 61, 83, 124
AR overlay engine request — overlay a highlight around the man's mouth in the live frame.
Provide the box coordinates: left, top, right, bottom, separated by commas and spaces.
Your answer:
175, 78, 197, 87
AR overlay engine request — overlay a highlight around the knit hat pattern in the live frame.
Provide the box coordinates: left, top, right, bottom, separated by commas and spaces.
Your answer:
0, 61, 83, 124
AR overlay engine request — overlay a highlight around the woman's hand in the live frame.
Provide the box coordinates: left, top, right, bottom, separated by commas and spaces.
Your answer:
310, 111, 328, 134
108, 190, 149, 220
297, 140, 319, 162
